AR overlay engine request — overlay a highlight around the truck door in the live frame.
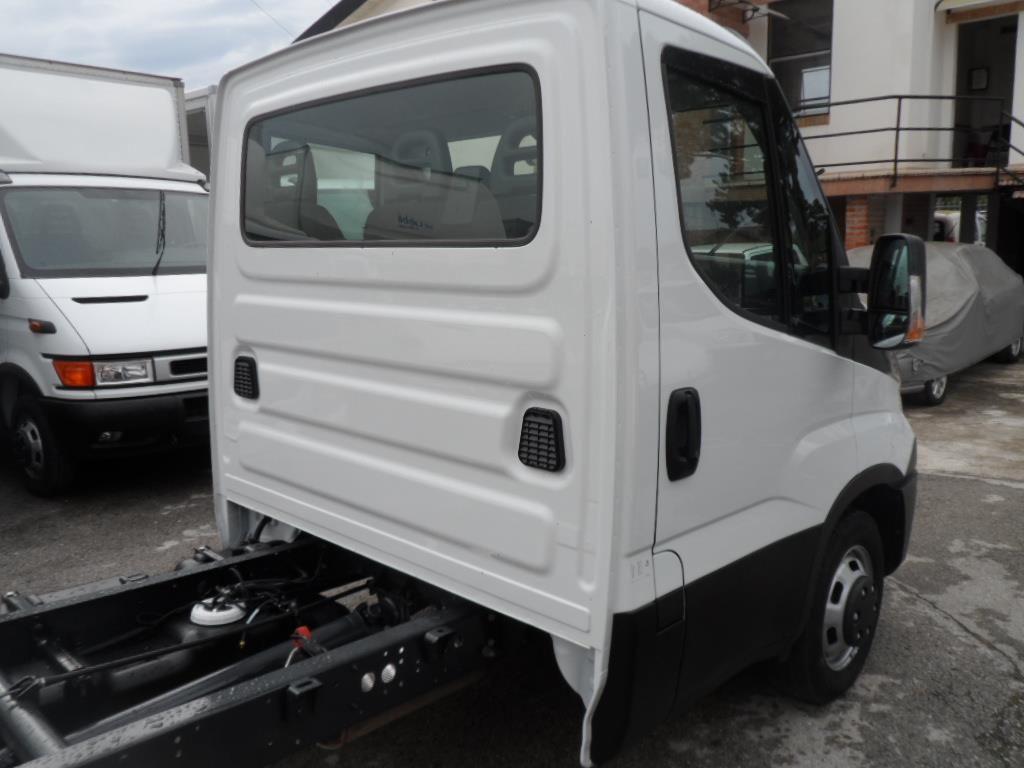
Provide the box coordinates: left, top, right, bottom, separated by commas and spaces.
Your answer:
640, 12, 856, 693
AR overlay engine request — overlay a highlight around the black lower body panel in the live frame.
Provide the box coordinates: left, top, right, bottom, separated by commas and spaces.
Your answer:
40, 392, 209, 458
589, 527, 821, 763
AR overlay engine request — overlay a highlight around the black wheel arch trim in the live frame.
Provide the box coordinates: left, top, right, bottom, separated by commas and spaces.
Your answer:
0, 363, 43, 428
799, 454, 917, 635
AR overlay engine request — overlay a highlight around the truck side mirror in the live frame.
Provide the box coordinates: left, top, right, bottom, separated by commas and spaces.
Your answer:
867, 234, 926, 350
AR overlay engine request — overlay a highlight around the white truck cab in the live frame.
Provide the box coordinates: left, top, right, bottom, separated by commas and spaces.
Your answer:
0, 56, 210, 495
0, 3, 926, 765
206, 0, 923, 762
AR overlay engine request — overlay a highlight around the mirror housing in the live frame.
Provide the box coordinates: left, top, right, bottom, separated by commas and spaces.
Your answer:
867, 234, 926, 350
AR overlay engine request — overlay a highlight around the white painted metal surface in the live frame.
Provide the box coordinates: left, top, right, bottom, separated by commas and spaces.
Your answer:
0, 54, 201, 182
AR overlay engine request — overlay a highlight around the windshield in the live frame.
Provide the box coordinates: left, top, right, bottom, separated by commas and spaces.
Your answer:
0, 187, 208, 277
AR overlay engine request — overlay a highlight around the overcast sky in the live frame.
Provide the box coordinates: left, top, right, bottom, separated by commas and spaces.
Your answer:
0, 0, 335, 90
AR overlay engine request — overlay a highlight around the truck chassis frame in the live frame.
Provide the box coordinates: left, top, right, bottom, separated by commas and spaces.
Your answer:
0, 539, 499, 767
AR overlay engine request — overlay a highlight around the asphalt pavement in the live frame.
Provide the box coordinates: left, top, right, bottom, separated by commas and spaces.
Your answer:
1, 362, 1022, 767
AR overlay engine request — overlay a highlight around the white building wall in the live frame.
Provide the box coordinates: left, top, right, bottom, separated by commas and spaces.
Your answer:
797, 0, 956, 174
1014, 11, 1024, 164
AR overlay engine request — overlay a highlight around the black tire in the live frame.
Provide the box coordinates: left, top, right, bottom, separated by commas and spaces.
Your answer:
994, 336, 1022, 364
917, 375, 948, 406
783, 511, 885, 704
10, 396, 76, 496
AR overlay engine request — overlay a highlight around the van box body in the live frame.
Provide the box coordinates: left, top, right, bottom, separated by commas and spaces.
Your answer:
209, 1, 917, 762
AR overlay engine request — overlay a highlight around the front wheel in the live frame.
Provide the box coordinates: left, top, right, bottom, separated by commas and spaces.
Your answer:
10, 396, 76, 496
995, 336, 1022, 364
782, 511, 884, 704
918, 375, 948, 406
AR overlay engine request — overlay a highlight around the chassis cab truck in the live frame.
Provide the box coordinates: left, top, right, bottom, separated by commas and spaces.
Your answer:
0, 55, 209, 495
0, 2, 922, 766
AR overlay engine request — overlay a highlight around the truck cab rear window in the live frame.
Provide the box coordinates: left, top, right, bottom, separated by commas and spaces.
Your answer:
243, 69, 541, 245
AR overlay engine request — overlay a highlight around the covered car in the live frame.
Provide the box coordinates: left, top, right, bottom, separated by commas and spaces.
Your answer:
850, 242, 1024, 405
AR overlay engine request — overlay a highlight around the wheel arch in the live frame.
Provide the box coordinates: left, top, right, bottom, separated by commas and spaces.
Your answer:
799, 457, 917, 638
0, 362, 43, 428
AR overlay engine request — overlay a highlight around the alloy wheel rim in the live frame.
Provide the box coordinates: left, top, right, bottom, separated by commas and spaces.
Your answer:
12, 417, 45, 480
1012, 338, 1022, 357
930, 376, 947, 400
822, 544, 876, 671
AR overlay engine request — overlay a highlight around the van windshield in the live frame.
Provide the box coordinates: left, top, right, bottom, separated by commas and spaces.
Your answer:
0, 187, 208, 277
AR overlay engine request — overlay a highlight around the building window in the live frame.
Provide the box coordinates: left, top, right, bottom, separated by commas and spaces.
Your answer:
768, 0, 834, 116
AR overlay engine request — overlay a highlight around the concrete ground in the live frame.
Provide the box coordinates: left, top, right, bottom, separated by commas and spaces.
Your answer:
0, 360, 1022, 767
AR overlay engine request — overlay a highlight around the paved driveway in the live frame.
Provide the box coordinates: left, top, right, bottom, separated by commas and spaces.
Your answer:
1, 361, 1022, 767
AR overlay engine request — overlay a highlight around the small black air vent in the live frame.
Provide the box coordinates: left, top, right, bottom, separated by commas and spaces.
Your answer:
518, 408, 565, 472
171, 357, 208, 376
233, 356, 259, 400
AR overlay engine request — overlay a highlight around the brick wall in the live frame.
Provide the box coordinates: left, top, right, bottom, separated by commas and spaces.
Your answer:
844, 196, 887, 250
674, 0, 757, 33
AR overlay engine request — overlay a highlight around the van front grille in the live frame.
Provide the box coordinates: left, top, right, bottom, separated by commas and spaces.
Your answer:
170, 357, 207, 376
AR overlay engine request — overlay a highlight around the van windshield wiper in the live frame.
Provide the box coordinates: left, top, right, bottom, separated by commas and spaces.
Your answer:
152, 190, 167, 276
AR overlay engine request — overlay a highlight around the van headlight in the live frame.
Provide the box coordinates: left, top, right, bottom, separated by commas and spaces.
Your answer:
53, 358, 155, 388
94, 359, 154, 386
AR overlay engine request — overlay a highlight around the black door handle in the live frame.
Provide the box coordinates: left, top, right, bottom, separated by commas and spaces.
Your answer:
666, 388, 701, 481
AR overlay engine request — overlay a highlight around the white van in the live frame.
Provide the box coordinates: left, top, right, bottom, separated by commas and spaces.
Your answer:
0, 56, 209, 495
209, 0, 922, 762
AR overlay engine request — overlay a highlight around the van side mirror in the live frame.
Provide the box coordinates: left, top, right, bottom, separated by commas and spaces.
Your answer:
867, 234, 926, 350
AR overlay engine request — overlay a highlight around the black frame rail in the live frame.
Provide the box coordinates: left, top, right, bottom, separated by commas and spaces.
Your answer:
801, 94, 1024, 188
0, 541, 498, 768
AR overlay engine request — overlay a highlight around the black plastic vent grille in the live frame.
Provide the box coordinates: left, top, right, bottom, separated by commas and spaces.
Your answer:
518, 408, 565, 472
233, 356, 259, 400
171, 357, 208, 376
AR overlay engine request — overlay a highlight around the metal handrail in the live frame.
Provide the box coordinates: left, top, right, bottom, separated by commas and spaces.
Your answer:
800, 93, 1023, 188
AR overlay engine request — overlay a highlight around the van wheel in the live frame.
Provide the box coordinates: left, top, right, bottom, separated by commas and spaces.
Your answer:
10, 396, 76, 496
783, 511, 884, 704
918, 375, 948, 406
995, 337, 1022, 364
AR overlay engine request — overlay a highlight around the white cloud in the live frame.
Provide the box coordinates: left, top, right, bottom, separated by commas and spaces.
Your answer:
0, 0, 334, 89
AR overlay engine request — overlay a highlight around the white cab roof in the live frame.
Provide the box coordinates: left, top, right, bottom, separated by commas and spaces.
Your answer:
293, 0, 770, 76
635, 0, 771, 74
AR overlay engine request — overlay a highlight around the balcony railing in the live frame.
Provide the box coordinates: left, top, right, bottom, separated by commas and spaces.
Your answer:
801, 94, 1024, 188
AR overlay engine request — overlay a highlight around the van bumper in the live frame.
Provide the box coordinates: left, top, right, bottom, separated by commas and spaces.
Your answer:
41, 390, 209, 456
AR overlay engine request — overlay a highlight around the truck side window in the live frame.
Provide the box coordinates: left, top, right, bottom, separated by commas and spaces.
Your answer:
665, 65, 782, 323
771, 87, 835, 341
243, 68, 540, 246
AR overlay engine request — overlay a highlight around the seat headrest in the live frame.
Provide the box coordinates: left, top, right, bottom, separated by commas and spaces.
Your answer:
489, 116, 539, 193
391, 130, 452, 175
454, 165, 491, 184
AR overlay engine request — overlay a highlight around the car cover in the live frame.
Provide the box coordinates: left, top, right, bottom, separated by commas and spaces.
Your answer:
849, 243, 1024, 387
